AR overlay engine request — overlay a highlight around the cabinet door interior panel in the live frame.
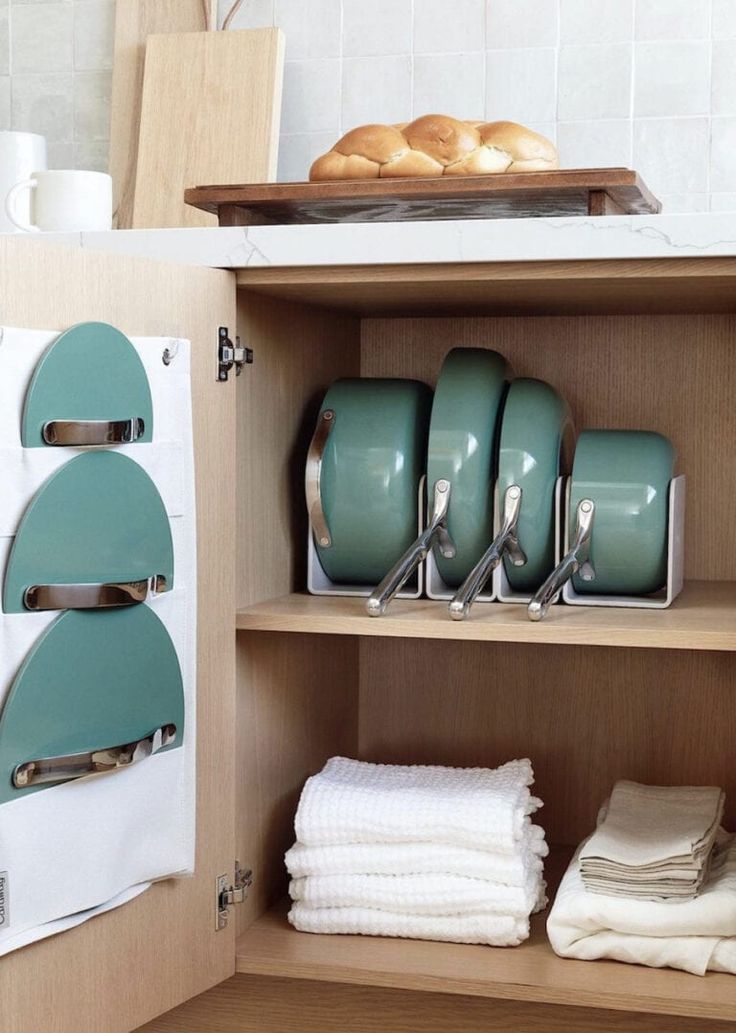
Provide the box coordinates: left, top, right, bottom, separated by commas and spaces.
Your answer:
236, 632, 359, 937
362, 313, 736, 582
0, 238, 237, 1033
358, 638, 736, 846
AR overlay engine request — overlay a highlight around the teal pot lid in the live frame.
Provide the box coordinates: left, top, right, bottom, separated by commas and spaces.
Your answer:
0, 606, 184, 804
3, 451, 174, 613
427, 348, 512, 587
570, 429, 675, 595
498, 379, 574, 592
22, 322, 153, 447
314, 378, 432, 585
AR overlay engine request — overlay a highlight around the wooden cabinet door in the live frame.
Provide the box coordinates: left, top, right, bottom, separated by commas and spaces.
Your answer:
0, 238, 238, 1033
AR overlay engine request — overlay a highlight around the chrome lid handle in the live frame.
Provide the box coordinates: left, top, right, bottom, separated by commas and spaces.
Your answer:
449, 485, 526, 621
305, 409, 335, 549
367, 479, 454, 617
12, 723, 177, 789
527, 498, 595, 622
23, 575, 168, 611
42, 418, 145, 446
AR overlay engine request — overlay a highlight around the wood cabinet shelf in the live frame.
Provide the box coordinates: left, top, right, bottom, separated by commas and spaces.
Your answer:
235, 581, 736, 651
234, 850, 735, 1023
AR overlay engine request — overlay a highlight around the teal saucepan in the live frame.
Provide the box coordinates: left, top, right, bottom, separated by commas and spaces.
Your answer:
528, 429, 675, 621
449, 378, 574, 619
22, 321, 153, 447
367, 348, 511, 615
0, 606, 184, 804
307, 378, 432, 585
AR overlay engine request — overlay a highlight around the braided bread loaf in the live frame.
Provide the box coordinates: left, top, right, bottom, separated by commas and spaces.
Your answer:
309, 115, 558, 181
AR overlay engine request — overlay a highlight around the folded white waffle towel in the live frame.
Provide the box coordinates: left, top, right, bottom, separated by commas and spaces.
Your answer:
285, 834, 547, 884
548, 837, 736, 976
289, 870, 543, 917
288, 902, 530, 946
294, 756, 541, 853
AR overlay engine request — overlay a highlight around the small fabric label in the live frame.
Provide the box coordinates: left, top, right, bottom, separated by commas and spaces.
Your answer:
0, 872, 8, 929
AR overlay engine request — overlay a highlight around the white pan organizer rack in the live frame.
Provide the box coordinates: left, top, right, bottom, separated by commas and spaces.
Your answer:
4, 223, 736, 1033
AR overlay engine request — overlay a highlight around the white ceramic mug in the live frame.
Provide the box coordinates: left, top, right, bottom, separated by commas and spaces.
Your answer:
5, 170, 113, 233
0, 131, 47, 233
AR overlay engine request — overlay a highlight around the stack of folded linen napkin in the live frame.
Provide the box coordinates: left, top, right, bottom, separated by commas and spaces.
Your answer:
285, 755, 548, 947
578, 781, 724, 901
547, 781, 736, 976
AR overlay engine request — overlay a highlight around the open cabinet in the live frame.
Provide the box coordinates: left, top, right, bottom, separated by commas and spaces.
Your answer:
4, 237, 736, 1032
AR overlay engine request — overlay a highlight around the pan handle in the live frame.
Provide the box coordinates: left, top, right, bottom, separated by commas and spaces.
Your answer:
12, 723, 178, 789
527, 498, 595, 622
305, 409, 335, 548
367, 479, 454, 616
23, 575, 168, 611
449, 485, 526, 620
42, 418, 145, 446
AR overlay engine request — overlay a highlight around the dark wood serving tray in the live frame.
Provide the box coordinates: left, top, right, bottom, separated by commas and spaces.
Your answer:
185, 168, 660, 227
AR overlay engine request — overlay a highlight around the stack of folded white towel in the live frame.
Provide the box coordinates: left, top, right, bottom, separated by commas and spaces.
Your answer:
285, 755, 548, 947
548, 780, 736, 975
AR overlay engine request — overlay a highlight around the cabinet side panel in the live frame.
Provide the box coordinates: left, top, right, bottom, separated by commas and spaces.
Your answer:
0, 239, 237, 1033
236, 291, 360, 609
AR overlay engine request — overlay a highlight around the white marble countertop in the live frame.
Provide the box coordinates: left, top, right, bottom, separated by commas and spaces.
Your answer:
7, 213, 736, 270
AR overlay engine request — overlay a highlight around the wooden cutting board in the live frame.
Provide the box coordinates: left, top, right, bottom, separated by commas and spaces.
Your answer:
108, 0, 217, 229
132, 28, 284, 229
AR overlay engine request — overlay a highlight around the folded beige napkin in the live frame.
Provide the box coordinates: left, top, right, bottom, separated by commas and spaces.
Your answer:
579, 781, 724, 900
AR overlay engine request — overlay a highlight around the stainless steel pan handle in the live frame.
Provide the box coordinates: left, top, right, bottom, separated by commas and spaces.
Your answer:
23, 575, 168, 611
12, 723, 177, 789
527, 498, 595, 622
305, 409, 335, 548
42, 418, 145, 446
367, 479, 455, 617
449, 485, 526, 620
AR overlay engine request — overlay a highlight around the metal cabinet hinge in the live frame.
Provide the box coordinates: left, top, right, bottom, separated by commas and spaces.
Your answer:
216, 862, 252, 930
218, 326, 252, 382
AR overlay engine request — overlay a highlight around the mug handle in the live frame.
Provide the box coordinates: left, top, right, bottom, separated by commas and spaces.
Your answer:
5, 178, 39, 233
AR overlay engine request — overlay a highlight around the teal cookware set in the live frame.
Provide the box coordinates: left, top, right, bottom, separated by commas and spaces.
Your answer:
306, 347, 678, 621
0, 322, 184, 802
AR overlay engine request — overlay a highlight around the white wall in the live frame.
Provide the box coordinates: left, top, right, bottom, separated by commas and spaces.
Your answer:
1, 0, 734, 214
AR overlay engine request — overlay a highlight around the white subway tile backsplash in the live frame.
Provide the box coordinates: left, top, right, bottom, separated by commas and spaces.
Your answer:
712, 40, 736, 116
73, 138, 108, 172
486, 47, 557, 122
342, 55, 412, 127
711, 117, 736, 191
712, 0, 736, 39
277, 131, 336, 181
0, 76, 9, 127
11, 3, 73, 73
414, 53, 485, 119
659, 193, 709, 213
710, 193, 736, 211
12, 72, 73, 141
634, 0, 711, 41
560, 0, 633, 45
73, 1, 114, 71
0, 6, 8, 76
486, 0, 558, 49
557, 120, 632, 168
47, 140, 75, 168
558, 44, 632, 120
634, 41, 711, 118
217, 0, 274, 30
633, 117, 709, 194
273, 0, 341, 60
282, 58, 341, 134
73, 69, 110, 140
343, 0, 412, 58
414, 0, 485, 55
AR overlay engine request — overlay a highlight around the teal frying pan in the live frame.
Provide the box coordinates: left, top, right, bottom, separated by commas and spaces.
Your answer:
22, 321, 153, 447
3, 451, 173, 613
528, 429, 675, 620
0, 606, 184, 805
306, 378, 432, 585
367, 348, 511, 615
449, 379, 574, 619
